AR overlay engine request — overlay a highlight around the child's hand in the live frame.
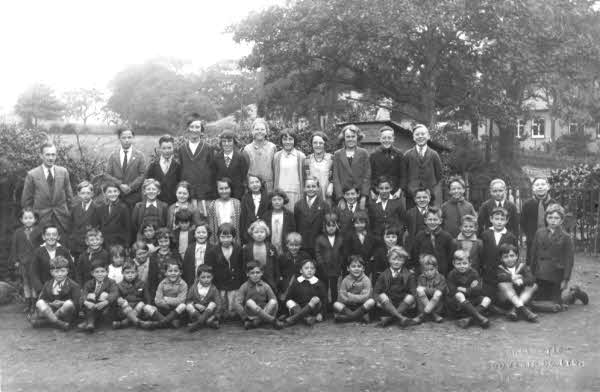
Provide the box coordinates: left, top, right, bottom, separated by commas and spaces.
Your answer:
117, 298, 127, 307
120, 184, 131, 194
457, 287, 467, 293
84, 301, 95, 309
86, 293, 96, 301
51, 300, 64, 307
470, 280, 479, 288
337, 199, 347, 210
195, 304, 206, 312
95, 301, 108, 310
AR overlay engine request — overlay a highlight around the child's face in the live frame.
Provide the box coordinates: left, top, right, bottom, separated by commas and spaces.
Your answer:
166, 264, 181, 281
415, 192, 431, 208
532, 179, 550, 198
287, 241, 301, 255
389, 253, 405, 270
425, 214, 441, 230
423, 264, 437, 279
449, 182, 465, 200
43, 228, 59, 247
546, 212, 563, 229
112, 255, 124, 267
87, 235, 103, 249
325, 221, 338, 235
198, 271, 213, 287
157, 237, 170, 249
219, 232, 234, 248
304, 180, 319, 198
377, 182, 392, 200
135, 249, 149, 262
248, 176, 262, 193
145, 185, 159, 200
247, 266, 263, 283
78, 186, 93, 203
501, 250, 518, 268
176, 187, 190, 203
271, 195, 284, 210
460, 221, 476, 237
187, 121, 204, 142
344, 130, 358, 149
453, 255, 470, 273
347, 260, 365, 278
50, 267, 69, 282
343, 189, 358, 205
143, 226, 155, 240
353, 219, 367, 232
159, 141, 174, 159
490, 214, 507, 231
123, 268, 137, 282
490, 183, 506, 201
282, 135, 295, 151
119, 130, 134, 149
252, 123, 267, 141
178, 221, 191, 231
92, 267, 108, 282
384, 233, 398, 248
105, 187, 120, 202
380, 130, 394, 149
413, 127, 430, 146
217, 181, 231, 199
21, 211, 36, 228
251, 227, 267, 243
221, 137, 234, 153
300, 262, 316, 279
194, 226, 209, 243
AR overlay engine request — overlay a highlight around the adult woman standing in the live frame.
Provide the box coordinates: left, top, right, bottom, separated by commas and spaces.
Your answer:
304, 131, 333, 203
242, 118, 277, 193
332, 124, 371, 210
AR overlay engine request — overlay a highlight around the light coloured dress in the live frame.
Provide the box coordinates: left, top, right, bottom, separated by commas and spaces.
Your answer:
242, 141, 277, 192
275, 149, 304, 211
305, 153, 333, 200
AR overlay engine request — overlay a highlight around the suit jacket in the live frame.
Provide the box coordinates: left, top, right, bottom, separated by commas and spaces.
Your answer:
242, 241, 280, 292
262, 209, 296, 251
496, 262, 535, 286
148, 250, 182, 298
131, 200, 169, 234
76, 248, 109, 285
480, 229, 518, 282
182, 242, 215, 287
9, 226, 43, 270
104, 148, 146, 205
293, 195, 329, 255
403, 206, 430, 250
205, 245, 244, 291
335, 204, 364, 238
239, 191, 269, 244
186, 282, 222, 312
367, 198, 406, 238
441, 199, 477, 238
145, 158, 181, 205
343, 232, 383, 276
410, 228, 455, 276
401, 146, 442, 201
369, 146, 404, 193
91, 201, 132, 247
332, 147, 371, 199
80, 277, 119, 306
520, 196, 557, 243
21, 165, 73, 231
177, 142, 216, 200
38, 277, 81, 309
68, 202, 98, 255
478, 199, 519, 238
314, 233, 344, 278
530, 227, 574, 283
212, 149, 249, 200
30, 245, 73, 292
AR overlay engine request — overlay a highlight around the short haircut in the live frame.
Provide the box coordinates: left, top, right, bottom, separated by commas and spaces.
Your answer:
155, 227, 171, 240
219, 129, 236, 140
383, 225, 402, 237
175, 181, 193, 197
419, 254, 438, 269
323, 211, 339, 225
18, 207, 39, 222
195, 221, 212, 238
186, 113, 204, 130
300, 258, 315, 268
197, 264, 213, 275
39, 141, 56, 154
378, 125, 394, 134
90, 259, 107, 272
447, 175, 466, 189
50, 256, 70, 270
174, 209, 193, 224
246, 260, 263, 272
42, 224, 59, 235
498, 243, 519, 259
460, 214, 478, 225
304, 175, 320, 188
76, 180, 94, 193
86, 228, 103, 239
338, 124, 364, 143
164, 260, 181, 271
158, 134, 175, 145
132, 241, 149, 252
251, 118, 270, 134
342, 185, 359, 194
216, 177, 233, 189
217, 222, 237, 238
412, 124, 429, 135
310, 131, 328, 144
142, 178, 161, 192
109, 244, 126, 258
247, 174, 266, 191
453, 249, 470, 262
141, 223, 157, 233
425, 207, 442, 219
102, 181, 120, 192
279, 128, 298, 145
490, 206, 508, 218
122, 261, 137, 272
268, 188, 289, 205
347, 254, 365, 267
116, 127, 134, 138
286, 232, 302, 245
376, 175, 394, 188
388, 245, 409, 260
531, 177, 549, 186
413, 188, 431, 198
248, 219, 270, 237
489, 178, 506, 189
545, 203, 565, 218
352, 210, 370, 225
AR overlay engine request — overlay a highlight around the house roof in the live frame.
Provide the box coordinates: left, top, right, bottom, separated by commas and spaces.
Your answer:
336, 120, 451, 152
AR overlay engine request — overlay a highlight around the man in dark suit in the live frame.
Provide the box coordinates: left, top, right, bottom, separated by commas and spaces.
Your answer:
104, 128, 146, 209
145, 134, 181, 205
212, 130, 249, 200
21, 142, 73, 234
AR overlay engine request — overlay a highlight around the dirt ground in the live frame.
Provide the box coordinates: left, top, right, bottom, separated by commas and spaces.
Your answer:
1, 255, 599, 392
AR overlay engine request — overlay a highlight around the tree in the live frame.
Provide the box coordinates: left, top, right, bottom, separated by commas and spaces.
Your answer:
14, 83, 65, 128
63, 88, 105, 125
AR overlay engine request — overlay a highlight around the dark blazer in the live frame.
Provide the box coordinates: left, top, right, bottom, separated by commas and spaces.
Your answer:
181, 242, 214, 287
212, 149, 249, 200
478, 199, 520, 238
76, 248, 109, 285
148, 250, 182, 298
410, 228, 455, 276
293, 195, 329, 255
145, 158, 181, 205
367, 198, 406, 238
30, 245, 73, 292
262, 209, 296, 249
314, 233, 345, 278
240, 191, 269, 244
480, 229, 518, 283
205, 245, 244, 291
80, 278, 119, 306
403, 206, 430, 250
9, 226, 43, 273
369, 146, 404, 194
117, 278, 151, 305
91, 201, 132, 247
68, 202, 98, 256
401, 146, 442, 201
38, 277, 81, 310
104, 148, 146, 206
530, 227, 574, 283
171, 228, 195, 254
186, 282, 222, 312
497, 262, 535, 286
343, 231, 383, 276
520, 196, 557, 243
177, 142, 216, 200
277, 250, 311, 294
21, 165, 73, 232
335, 204, 364, 238
131, 200, 169, 234
373, 267, 416, 298
332, 147, 371, 199
242, 241, 280, 292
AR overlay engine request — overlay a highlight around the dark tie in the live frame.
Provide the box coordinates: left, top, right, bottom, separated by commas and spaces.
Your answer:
47, 170, 54, 191
347, 156, 353, 166
122, 150, 128, 173
225, 155, 231, 168
537, 199, 545, 228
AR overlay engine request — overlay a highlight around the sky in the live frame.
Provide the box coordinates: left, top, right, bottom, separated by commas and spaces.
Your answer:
0, 0, 283, 113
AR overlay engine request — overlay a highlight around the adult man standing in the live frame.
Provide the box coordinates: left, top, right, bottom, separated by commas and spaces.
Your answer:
21, 142, 73, 234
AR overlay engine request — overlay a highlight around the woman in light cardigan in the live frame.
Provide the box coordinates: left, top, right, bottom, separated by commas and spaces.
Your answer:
272, 128, 306, 211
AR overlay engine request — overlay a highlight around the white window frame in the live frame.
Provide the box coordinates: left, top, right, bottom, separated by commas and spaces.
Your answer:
531, 118, 545, 139
516, 119, 524, 138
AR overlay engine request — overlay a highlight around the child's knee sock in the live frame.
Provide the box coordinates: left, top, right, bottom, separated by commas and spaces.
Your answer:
124, 306, 139, 324
381, 300, 405, 320
286, 304, 312, 324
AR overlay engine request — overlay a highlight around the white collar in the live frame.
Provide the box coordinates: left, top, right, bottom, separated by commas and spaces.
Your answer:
297, 276, 318, 284
146, 200, 157, 208
376, 196, 389, 204
42, 165, 54, 176
160, 155, 172, 162
493, 228, 508, 235
195, 242, 207, 249
252, 193, 261, 199
224, 151, 234, 158
417, 144, 428, 152
307, 195, 317, 202
283, 149, 297, 156
120, 147, 131, 154
188, 140, 200, 146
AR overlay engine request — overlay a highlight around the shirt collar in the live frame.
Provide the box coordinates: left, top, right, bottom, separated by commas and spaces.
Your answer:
284, 149, 297, 156
376, 196, 389, 204
493, 228, 508, 235
297, 276, 318, 284
43, 165, 54, 176
224, 151, 234, 158
160, 155, 172, 163
120, 147, 131, 154
146, 200, 157, 208
457, 233, 477, 241
249, 280, 264, 287
417, 144, 428, 153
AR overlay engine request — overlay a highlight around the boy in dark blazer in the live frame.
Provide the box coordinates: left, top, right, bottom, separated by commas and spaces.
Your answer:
477, 179, 519, 238
335, 186, 364, 239
367, 176, 406, 239
369, 126, 405, 201
520, 177, 557, 263
92, 182, 132, 248
240, 175, 269, 244
68, 181, 98, 262
131, 179, 169, 235
410, 207, 455, 276
78, 261, 119, 332
403, 188, 432, 250
30, 225, 73, 293
212, 130, 249, 200
76, 228, 109, 285
294, 176, 329, 257
104, 128, 146, 209
145, 134, 181, 205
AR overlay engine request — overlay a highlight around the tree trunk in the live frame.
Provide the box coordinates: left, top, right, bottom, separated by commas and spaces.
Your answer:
470, 118, 478, 138
497, 121, 515, 162
485, 119, 492, 163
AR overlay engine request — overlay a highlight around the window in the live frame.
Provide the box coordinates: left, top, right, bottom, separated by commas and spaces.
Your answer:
531, 118, 545, 138
569, 122, 578, 134
516, 119, 524, 138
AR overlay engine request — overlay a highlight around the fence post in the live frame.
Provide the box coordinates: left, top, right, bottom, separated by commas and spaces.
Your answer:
595, 192, 600, 255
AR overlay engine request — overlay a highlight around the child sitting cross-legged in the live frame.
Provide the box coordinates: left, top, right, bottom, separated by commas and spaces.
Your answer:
446, 250, 491, 329
234, 261, 284, 330
112, 261, 152, 329
283, 259, 327, 327
333, 255, 375, 323
148, 261, 188, 329
186, 264, 221, 331
373, 246, 419, 327
30, 256, 80, 331
413, 254, 448, 324
78, 260, 118, 333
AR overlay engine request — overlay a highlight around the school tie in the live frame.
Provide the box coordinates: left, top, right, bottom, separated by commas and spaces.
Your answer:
24, 228, 31, 241
94, 281, 102, 296
537, 199, 545, 228
430, 232, 436, 249
122, 150, 128, 173
108, 203, 113, 216
225, 155, 231, 168
46, 170, 54, 191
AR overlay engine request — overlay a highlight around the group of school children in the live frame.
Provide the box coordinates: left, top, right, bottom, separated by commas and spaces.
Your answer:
9, 118, 590, 333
